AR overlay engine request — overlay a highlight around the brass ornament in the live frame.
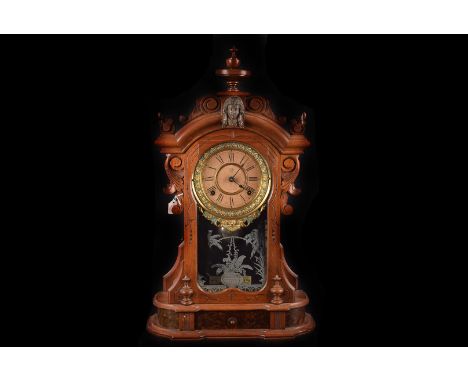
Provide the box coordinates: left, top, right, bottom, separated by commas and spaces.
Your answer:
192, 142, 271, 231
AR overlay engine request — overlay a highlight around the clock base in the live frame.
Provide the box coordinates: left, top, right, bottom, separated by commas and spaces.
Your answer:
147, 313, 314, 340
147, 290, 315, 340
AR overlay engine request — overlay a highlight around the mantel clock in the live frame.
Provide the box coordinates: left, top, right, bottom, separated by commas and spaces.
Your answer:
147, 47, 315, 339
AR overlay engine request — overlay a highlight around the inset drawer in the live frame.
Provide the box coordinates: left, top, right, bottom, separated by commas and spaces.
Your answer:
195, 310, 269, 330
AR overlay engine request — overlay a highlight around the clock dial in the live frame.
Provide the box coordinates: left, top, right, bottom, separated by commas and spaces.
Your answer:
201, 149, 262, 210
192, 142, 271, 231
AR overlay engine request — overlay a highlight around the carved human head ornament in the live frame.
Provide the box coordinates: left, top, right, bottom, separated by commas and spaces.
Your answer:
222, 96, 245, 128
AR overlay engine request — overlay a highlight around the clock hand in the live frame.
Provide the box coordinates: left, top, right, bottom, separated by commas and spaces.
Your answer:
231, 176, 254, 195
228, 176, 244, 188
232, 165, 242, 178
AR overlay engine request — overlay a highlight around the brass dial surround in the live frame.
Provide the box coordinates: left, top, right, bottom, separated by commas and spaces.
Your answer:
191, 142, 271, 231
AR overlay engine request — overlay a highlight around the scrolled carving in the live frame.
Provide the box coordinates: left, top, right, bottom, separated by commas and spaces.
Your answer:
280, 192, 294, 216
280, 156, 301, 215
222, 96, 245, 128
202, 97, 220, 113
246, 96, 266, 113
245, 96, 277, 121
188, 96, 220, 121
163, 154, 184, 196
290, 112, 307, 135
169, 156, 183, 170
282, 157, 296, 172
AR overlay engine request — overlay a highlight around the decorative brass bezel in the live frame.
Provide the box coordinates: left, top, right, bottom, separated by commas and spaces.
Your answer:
191, 142, 271, 231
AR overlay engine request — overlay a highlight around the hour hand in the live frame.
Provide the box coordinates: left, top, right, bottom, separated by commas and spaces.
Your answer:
228, 176, 244, 188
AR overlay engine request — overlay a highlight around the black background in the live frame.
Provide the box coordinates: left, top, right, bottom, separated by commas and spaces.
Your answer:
1, 35, 467, 346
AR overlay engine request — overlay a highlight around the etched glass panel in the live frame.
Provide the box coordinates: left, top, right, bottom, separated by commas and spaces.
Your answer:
197, 209, 267, 292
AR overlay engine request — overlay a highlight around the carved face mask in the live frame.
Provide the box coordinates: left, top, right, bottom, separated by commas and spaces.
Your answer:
227, 104, 238, 119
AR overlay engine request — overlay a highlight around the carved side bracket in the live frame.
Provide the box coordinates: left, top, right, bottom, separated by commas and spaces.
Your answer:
163, 154, 185, 214
280, 155, 301, 215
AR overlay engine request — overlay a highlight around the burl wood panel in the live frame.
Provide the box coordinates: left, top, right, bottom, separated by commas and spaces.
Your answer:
157, 307, 306, 330
157, 308, 178, 329
286, 307, 306, 327
196, 310, 269, 330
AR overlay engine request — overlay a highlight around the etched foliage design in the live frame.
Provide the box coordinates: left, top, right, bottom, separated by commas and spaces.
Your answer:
198, 223, 266, 292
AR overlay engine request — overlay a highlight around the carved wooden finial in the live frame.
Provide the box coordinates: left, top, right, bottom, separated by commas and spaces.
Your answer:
215, 47, 251, 96
290, 112, 307, 135
226, 46, 240, 68
157, 112, 176, 134
270, 275, 284, 304
179, 275, 193, 305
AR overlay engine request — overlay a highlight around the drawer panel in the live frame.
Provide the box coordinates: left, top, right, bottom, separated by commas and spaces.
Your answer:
195, 310, 269, 330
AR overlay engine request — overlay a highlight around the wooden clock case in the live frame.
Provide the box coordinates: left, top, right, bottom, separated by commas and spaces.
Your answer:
147, 47, 315, 340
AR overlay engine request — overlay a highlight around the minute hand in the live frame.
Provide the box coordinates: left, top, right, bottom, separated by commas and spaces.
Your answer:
232, 165, 243, 178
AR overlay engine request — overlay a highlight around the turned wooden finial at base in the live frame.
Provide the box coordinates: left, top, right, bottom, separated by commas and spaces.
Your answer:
179, 275, 193, 305
270, 274, 284, 304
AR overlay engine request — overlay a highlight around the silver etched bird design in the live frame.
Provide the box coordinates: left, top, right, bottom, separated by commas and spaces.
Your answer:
243, 229, 260, 258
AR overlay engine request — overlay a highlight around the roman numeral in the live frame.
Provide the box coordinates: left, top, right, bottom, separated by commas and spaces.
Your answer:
216, 193, 224, 202
203, 176, 214, 181
248, 176, 258, 181
239, 194, 246, 203
228, 151, 234, 162
229, 197, 234, 208
245, 165, 255, 172
207, 166, 217, 171
215, 154, 224, 164
207, 186, 216, 195
239, 154, 247, 166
